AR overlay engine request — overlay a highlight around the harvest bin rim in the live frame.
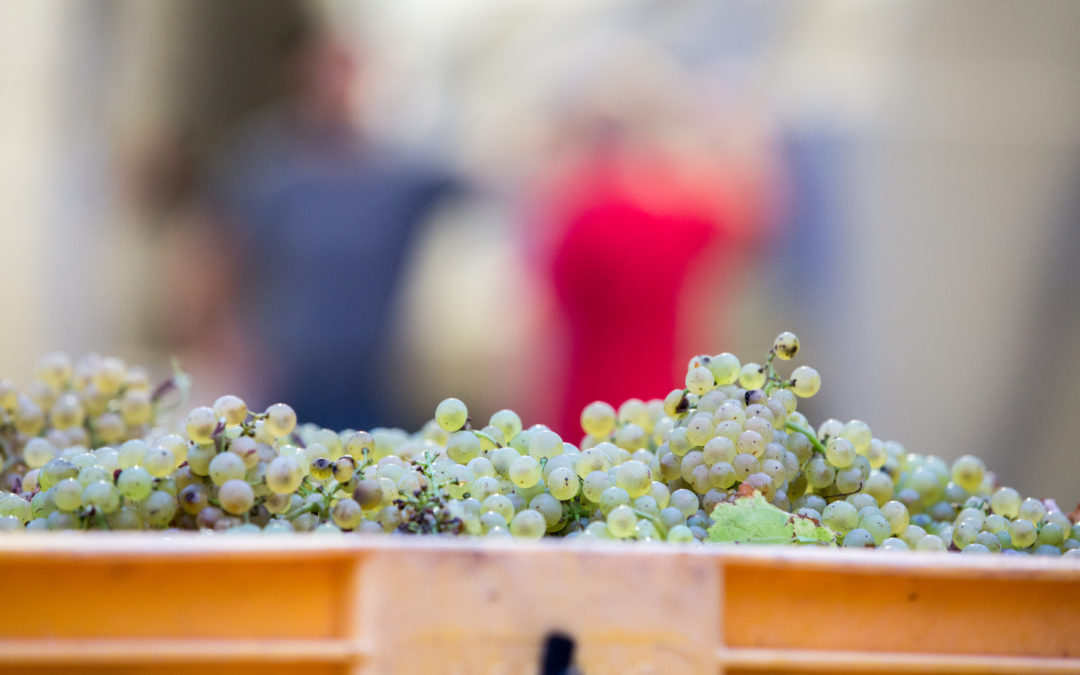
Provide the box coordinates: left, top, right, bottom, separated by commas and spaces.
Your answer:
1, 532, 1076, 576
2, 534, 1079, 673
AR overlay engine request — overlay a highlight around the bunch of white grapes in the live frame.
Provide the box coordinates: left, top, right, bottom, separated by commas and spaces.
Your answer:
0, 334, 1076, 556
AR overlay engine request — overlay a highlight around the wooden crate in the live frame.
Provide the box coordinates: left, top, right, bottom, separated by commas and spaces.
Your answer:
0, 535, 1077, 674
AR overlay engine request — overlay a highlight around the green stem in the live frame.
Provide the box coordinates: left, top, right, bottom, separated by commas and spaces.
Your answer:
284, 501, 321, 521
632, 508, 668, 539
472, 429, 501, 448
785, 421, 826, 455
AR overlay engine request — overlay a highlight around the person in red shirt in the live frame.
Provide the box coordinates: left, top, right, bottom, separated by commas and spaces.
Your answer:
535, 118, 774, 439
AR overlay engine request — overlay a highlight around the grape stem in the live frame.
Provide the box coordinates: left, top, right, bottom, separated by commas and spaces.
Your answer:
284, 501, 321, 521
784, 421, 826, 455
472, 430, 501, 448
632, 508, 668, 539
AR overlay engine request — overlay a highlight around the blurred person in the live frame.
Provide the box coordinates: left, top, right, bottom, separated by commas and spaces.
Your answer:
534, 111, 777, 439
178, 31, 457, 431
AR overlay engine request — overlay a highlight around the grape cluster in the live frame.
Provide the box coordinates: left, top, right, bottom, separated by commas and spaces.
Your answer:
0, 335, 1076, 556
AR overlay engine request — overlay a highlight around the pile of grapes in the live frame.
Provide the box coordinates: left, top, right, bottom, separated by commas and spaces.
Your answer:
0, 333, 1076, 556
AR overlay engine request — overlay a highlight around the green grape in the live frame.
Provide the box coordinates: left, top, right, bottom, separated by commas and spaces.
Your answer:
599, 487, 630, 515
685, 366, 715, 396
447, 431, 481, 464
508, 456, 541, 489
669, 489, 699, 518
825, 437, 856, 469
1009, 519, 1037, 548
509, 509, 545, 540
906, 467, 943, 505
120, 390, 152, 426
880, 537, 908, 551
582, 471, 613, 502
862, 471, 894, 505
606, 504, 638, 539
529, 493, 564, 530
117, 467, 153, 501
709, 462, 737, 489
13, 396, 45, 435
51, 478, 82, 512
266, 455, 304, 494
434, 398, 468, 432
208, 452, 246, 486
613, 460, 651, 499
685, 413, 714, 447
332, 456, 356, 483
915, 534, 946, 552
489, 409, 522, 442
547, 467, 579, 500
185, 406, 218, 444
264, 403, 297, 437
707, 353, 740, 386
24, 438, 56, 470
39, 458, 78, 490
141, 446, 176, 479
952, 519, 980, 548
1017, 498, 1047, 524
83, 481, 120, 514
528, 430, 563, 461
823, 501, 859, 534
951, 455, 985, 493
117, 440, 148, 469
212, 395, 247, 426
790, 366, 821, 398
736, 430, 764, 457
703, 436, 737, 465
482, 494, 515, 523
666, 524, 694, 543
330, 498, 363, 529
1038, 522, 1065, 546
880, 501, 910, 535
738, 363, 765, 389
581, 401, 616, 437
989, 487, 1021, 518
732, 453, 759, 481
772, 332, 800, 360
843, 528, 875, 547
50, 394, 85, 430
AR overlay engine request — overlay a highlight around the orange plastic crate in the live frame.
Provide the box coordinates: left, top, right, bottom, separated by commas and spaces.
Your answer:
0, 535, 1077, 674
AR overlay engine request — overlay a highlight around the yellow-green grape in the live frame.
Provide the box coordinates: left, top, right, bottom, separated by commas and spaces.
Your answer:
227, 436, 259, 469
606, 504, 638, 539
1009, 518, 1037, 548
179, 484, 209, 515
14, 396, 45, 436
124, 366, 151, 392
989, 486, 1021, 518
24, 438, 56, 469
509, 509, 546, 541
0, 378, 18, 410
662, 389, 687, 417
825, 437, 856, 469
508, 456, 541, 489
344, 430, 374, 460
685, 413, 714, 447
185, 406, 218, 444
614, 460, 652, 499
141, 490, 177, 528
213, 395, 248, 427
120, 390, 152, 426
790, 366, 821, 398
264, 403, 297, 438
217, 480, 254, 516
707, 352, 741, 386
738, 363, 766, 389
307, 457, 331, 482
265, 455, 303, 494
617, 398, 651, 430
685, 366, 715, 396
116, 466, 153, 501
156, 434, 188, 466
36, 352, 73, 389
489, 409, 522, 442
547, 467, 579, 500
880, 500, 910, 535
529, 493, 564, 530
118, 440, 149, 469
53, 478, 83, 511
951, 455, 985, 493
83, 481, 121, 514
91, 356, 126, 396
50, 394, 85, 430
840, 420, 872, 454
434, 397, 468, 432
332, 456, 356, 483
529, 430, 563, 461
772, 332, 800, 360
264, 491, 293, 515
580, 401, 616, 437
208, 452, 246, 486
447, 431, 481, 464
328, 498, 362, 530
581, 471, 613, 502
1017, 498, 1047, 524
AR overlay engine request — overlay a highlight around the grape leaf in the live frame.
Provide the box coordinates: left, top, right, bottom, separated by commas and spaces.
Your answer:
707, 493, 836, 545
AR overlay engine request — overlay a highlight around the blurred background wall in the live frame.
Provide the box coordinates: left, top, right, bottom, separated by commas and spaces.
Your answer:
1, 0, 1079, 503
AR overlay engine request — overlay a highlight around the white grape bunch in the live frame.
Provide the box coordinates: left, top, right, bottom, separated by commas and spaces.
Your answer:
0, 335, 1075, 558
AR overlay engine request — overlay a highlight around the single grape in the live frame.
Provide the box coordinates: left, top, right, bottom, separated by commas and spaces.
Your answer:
434, 398, 468, 432
772, 332, 800, 360
213, 395, 248, 426
509, 509, 546, 541
738, 363, 766, 390
790, 366, 821, 398
117, 467, 153, 501
264, 403, 297, 437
